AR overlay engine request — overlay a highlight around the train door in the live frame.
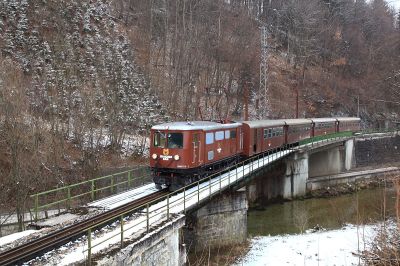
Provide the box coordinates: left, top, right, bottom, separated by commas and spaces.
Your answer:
284, 125, 289, 145
311, 123, 315, 137
192, 133, 201, 166
229, 129, 236, 154
253, 129, 257, 153
239, 127, 243, 151
253, 128, 262, 154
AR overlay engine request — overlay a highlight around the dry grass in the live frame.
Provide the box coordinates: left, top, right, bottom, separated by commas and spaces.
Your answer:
362, 177, 400, 265
186, 241, 250, 266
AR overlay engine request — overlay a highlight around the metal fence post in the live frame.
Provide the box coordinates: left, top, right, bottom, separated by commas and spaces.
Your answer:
140, 167, 145, 185
67, 187, 71, 209
235, 165, 238, 182
183, 187, 186, 213
219, 175, 221, 193
34, 195, 39, 222
91, 180, 95, 201
146, 203, 149, 232
111, 175, 115, 194
209, 176, 211, 199
87, 229, 92, 265
120, 215, 124, 248
242, 161, 245, 179
128, 170, 132, 187
167, 195, 170, 219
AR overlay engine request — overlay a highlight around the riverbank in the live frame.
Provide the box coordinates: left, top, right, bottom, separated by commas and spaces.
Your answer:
236, 223, 377, 265
306, 175, 392, 198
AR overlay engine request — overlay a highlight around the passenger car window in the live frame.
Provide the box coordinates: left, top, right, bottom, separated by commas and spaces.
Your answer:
230, 130, 236, 139
268, 129, 272, 138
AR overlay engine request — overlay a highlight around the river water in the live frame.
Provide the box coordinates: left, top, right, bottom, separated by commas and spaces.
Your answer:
248, 186, 397, 237
234, 186, 398, 265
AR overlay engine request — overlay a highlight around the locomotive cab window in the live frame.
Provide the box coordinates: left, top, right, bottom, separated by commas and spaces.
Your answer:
206, 132, 214, 144
230, 130, 237, 139
153, 132, 167, 147
215, 131, 224, 141
167, 133, 183, 148
153, 132, 183, 148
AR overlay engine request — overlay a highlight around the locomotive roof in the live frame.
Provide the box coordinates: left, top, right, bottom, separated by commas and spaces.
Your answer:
336, 117, 361, 122
151, 121, 242, 131
311, 118, 337, 123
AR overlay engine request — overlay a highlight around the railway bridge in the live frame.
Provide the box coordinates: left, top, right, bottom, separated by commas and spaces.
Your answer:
1, 131, 400, 265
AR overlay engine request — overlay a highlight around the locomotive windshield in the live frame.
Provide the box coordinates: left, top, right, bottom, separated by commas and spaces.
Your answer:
153, 132, 183, 149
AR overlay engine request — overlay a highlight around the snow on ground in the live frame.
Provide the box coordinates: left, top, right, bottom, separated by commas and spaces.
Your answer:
88, 183, 158, 210
0, 230, 38, 246
37, 149, 294, 265
75, 128, 149, 157
35, 213, 80, 227
0, 209, 65, 225
26, 138, 346, 265
236, 224, 376, 266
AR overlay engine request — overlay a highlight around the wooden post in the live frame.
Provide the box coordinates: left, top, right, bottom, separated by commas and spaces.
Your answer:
87, 229, 92, 265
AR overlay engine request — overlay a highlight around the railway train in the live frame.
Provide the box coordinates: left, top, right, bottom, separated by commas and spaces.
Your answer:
149, 117, 360, 190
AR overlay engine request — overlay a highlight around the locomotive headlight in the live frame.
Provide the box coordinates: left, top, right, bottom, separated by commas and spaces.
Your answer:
152, 153, 158, 160
174, 155, 180, 161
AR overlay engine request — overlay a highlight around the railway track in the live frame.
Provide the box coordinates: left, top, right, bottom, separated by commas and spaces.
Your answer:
0, 189, 168, 265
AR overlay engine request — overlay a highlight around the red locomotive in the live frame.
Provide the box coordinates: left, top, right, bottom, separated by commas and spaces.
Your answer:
149, 117, 360, 190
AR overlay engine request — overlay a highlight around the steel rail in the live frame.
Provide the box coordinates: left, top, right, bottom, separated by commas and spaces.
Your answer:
0, 189, 168, 266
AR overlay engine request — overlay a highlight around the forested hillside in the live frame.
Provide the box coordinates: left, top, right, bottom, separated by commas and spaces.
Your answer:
126, 0, 399, 121
0, 0, 399, 229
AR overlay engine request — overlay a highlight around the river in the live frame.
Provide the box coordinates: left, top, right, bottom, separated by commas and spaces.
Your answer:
237, 186, 398, 265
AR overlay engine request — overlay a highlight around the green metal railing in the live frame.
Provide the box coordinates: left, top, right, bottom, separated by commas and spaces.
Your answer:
30, 166, 150, 222
299, 131, 353, 145
29, 128, 399, 224
28, 128, 400, 264
82, 131, 377, 264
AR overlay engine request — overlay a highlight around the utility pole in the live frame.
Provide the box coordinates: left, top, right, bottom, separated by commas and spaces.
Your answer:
259, 24, 269, 118
243, 82, 249, 121
295, 85, 299, 118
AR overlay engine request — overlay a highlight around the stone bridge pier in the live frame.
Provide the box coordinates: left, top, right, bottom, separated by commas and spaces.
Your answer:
95, 134, 400, 265
246, 139, 355, 206
183, 189, 248, 252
